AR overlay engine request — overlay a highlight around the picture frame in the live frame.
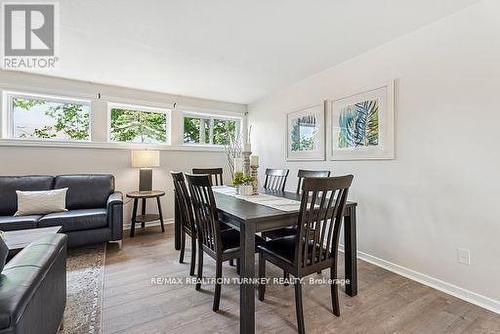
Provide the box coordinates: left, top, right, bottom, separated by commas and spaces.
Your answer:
328, 81, 395, 160
286, 104, 325, 161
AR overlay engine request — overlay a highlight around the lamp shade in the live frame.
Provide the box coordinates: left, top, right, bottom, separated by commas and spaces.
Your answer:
131, 150, 160, 168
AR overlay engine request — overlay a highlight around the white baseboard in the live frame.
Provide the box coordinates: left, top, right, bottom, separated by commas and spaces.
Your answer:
338, 244, 500, 315
123, 218, 174, 231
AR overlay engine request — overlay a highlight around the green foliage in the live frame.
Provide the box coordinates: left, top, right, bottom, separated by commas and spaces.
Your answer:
232, 172, 253, 186
13, 97, 90, 140
110, 108, 167, 143
184, 117, 236, 145
338, 99, 379, 148
213, 119, 236, 145
290, 115, 317, 152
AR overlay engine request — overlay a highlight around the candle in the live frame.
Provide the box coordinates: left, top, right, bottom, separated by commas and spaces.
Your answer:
234, 158, 244, 172
243, 143, 252, 152
250, 155, 259, 166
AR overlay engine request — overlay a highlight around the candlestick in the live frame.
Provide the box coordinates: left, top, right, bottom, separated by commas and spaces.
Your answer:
250, 155, 259, 167
244, 143, 252, 152
243, 151, 251, 176
250, 165, 259, 195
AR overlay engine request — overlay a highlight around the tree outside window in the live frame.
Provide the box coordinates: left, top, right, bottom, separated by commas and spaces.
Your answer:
110, 107, 168, 144
10, 95, 90, 141
183, 115, 239, 145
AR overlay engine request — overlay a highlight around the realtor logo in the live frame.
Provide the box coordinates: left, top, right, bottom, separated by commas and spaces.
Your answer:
2, 3, 59, 69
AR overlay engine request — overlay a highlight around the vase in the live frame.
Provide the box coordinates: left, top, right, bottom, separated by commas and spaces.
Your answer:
240, 185, 253, 196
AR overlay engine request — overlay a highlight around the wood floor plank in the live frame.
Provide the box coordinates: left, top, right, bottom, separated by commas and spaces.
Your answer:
102, 226, 500, 333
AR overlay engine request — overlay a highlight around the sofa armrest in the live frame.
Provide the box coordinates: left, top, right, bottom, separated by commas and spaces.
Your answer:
107, 191, 123, 241
0, 234, 67, 333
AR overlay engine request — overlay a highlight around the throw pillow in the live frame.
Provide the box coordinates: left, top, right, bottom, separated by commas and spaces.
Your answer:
14, 188, 68, 216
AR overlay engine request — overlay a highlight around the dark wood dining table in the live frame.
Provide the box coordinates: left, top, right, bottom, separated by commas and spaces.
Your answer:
174, 188, 358, 334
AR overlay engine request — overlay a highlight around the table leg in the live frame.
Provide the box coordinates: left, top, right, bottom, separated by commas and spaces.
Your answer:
130, 198, 138, 238
174, 194, 181, 250
141, 198, 146, 228
157, 196, 165, 232
344, 207, 358, 296
240, 222, 256, 333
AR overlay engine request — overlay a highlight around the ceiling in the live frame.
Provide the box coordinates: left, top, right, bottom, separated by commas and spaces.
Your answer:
20, 0, 478, 104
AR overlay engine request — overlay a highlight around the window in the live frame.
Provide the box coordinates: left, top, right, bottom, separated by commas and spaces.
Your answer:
183, 113, 240, 145
109, 104, 169, 144
5, 92, 91, 141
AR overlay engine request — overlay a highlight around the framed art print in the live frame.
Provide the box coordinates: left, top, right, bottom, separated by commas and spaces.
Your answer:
286, 104, 325, 161
329, 81, 395, 160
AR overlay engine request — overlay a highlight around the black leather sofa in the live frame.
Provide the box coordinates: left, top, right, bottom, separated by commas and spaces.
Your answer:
0, 174, 123, 247
0, 234, 67, 334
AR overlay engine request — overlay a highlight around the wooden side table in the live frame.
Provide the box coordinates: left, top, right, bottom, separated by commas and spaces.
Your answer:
126, 190, 165, 237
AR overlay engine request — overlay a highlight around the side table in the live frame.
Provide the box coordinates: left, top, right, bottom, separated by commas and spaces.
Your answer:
126, 190, 165, 237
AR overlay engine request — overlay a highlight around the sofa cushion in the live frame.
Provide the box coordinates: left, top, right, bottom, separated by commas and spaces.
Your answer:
0, 176, 54, 216
0, 215, 42, 231
38, 209, 107, 232
54, 174, 114, 210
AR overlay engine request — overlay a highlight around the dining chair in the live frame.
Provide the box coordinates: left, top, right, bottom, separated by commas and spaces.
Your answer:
257, 175, 354, 333
171, 171, 197, 276
296, 169, 331, 194
186, 173, 264, 311
263, 168, 289, 192
264, 169, 332, 241
192, 168, 224, 186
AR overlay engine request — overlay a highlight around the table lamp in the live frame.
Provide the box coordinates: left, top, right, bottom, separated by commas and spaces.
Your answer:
131, 150, 160, 191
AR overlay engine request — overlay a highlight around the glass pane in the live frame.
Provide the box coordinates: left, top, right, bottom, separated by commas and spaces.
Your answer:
110, 108, 167, 144
11, 96, 90, 141
213, 119, 237, 145
183, 116, 210, 144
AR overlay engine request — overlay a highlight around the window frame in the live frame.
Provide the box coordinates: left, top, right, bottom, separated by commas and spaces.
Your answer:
3, 90, 92, 142
182, 111, 242, 146
107, 102, 172, 145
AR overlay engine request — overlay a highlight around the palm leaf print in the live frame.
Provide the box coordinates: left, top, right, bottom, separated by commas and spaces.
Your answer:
337, 99, 379, 148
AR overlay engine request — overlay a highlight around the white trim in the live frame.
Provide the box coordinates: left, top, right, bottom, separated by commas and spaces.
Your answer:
338, 244, 500, 314
0, 138, 225, 152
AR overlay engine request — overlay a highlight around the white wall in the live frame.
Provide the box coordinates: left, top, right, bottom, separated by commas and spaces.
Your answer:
0, 71, 246, 223
248, 0, 500, 310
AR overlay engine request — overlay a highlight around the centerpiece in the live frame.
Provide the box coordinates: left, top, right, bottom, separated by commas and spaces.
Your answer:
232, 172, 254, 196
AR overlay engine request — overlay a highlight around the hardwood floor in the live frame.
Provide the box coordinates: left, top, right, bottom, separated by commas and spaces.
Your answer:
102, 225, 500, 333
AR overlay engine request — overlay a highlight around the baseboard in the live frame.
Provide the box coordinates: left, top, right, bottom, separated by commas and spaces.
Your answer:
123, 218, 174, 231
338, 244, 500, 315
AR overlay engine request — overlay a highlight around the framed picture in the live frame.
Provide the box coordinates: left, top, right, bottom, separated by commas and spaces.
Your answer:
286, 104, 325, 161
328, 81, 395, 160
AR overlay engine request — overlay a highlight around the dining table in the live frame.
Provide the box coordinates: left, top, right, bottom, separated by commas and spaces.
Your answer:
174, 187, 358, 334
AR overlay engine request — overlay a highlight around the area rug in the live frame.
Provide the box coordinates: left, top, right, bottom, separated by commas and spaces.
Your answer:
62, 243, 106, 334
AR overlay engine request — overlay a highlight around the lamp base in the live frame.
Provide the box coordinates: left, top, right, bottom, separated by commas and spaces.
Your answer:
139, 168, 153, 191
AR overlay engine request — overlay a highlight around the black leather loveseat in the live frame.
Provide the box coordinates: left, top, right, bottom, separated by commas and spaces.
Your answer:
0, 174, 123, 247
0, 234, 67, 334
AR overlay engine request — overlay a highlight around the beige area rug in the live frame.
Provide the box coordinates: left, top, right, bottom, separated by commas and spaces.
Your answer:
62, 243, 106, 334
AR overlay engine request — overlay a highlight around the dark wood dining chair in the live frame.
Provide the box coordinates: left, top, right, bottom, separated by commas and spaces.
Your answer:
296, 169, 331, 194
186, 173, 263, 312
263, 168, 289, 192
171, 171, 197, 276
257, 175, 354, 334
263, 169, 332, 241
192, 168, 224, 186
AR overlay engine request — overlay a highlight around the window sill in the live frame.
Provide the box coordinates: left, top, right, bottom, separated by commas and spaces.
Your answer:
0, 139, 225, 152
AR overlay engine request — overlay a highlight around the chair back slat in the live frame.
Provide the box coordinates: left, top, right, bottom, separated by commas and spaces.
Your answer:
171, 171, 195, 234
192, 168, 224, 186
186, 174, 222, 254
264, 168, 289, 192
294, 175, 353, 272
296, 169, 331, 194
